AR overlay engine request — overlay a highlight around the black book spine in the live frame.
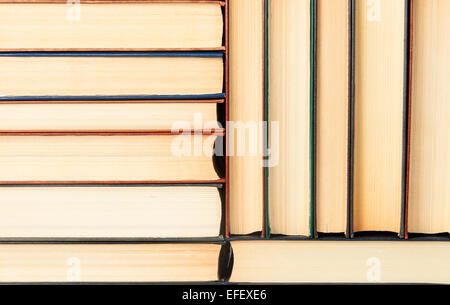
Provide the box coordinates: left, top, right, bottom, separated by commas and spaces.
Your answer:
400, 0, 412, 239
346, 0, 355, 239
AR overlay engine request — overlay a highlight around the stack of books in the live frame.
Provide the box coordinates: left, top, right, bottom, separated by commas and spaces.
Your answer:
0, 0, 448, 284
0, 0, 227, 282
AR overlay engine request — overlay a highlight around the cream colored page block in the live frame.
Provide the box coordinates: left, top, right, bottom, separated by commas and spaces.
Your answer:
0, 244, 220, 282
268, 0, 310, 236
0, 3, 223, 49
229, 0, 264, 234
0, 135, 219, 181
0, 57, 223, 96
0, 186, 221, 238
409, 0, 450, 234
354, 0, 404, 232
0, 103, 219, 131
230, 241, 450, 283
316, 0, 348, 233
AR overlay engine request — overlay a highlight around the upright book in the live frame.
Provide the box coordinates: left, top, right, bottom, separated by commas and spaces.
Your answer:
229, 0, 264, 236
408, 0, 450, 236
267, 0, 312, 237
351, 0, 409, 236
316, 0, 349, 236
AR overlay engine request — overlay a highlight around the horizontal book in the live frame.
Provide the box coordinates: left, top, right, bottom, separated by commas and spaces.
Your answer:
0, 54, 224, 99
0, 186, 221, 238
0, 102, 220, 131
0, 135, 220, 181
0, 243, 221, 282
0, 2, 223, 50
230, 241, 450, 283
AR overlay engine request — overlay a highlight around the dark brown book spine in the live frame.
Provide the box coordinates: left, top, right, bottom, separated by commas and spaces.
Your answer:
0, 0, 225, 4
404, 0, 413, 240
261, 0, 267, 238
0, 99, 224, 104
346, 0, 355, 239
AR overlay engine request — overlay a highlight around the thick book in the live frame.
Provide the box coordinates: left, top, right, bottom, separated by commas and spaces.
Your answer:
408, 0, 450, 235
267, 0, 312, 237
0, 1, 224, 50
230, 240, 450, 283
316, 0, 349, 235
0, 135, 221, 182
0, 243, 221, 282
352, 0, 409, 236
0, 53, 224, 100
228, 0, 264, 235
0, 186, 222, 238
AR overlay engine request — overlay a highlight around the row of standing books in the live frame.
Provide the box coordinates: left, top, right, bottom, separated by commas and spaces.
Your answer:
230, 0, 450, 239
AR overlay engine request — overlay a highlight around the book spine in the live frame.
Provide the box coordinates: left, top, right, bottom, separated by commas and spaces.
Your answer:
0, 51, 224, 57
404, 0, 413, 240
218, 241, 233, 281
310, 0, 317, 239
263, 0, 270, 238
223, 0, 230, 238
0, 0, 226, 5
0, 99, 225, 105
398, 0, 410, 239
260, 0, 265, 238
0, 94, 227, 102
0, 180, 227, 186
346, 0, 355, 239
0, 131, 225, 135
0, 48, 227, 52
